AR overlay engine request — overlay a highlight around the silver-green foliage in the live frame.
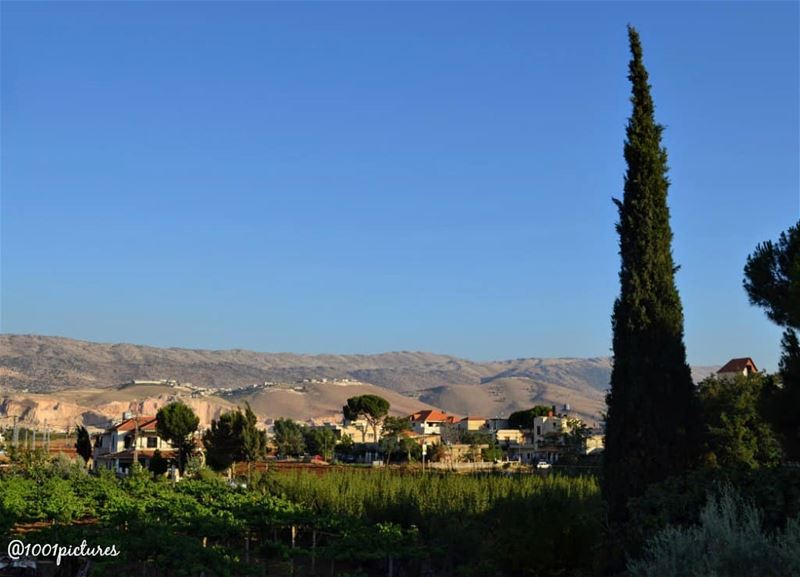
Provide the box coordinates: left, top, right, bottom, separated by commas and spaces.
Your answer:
629, 486, 800, 577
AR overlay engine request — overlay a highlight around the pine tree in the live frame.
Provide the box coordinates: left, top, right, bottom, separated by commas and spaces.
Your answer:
343, 395, 390, 444
603, 26, 701, 525
743, 221, 800, 459
156, 402, 200, 474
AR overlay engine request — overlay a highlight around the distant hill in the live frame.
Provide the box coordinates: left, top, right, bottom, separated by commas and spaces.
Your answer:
0, 334, 719, 428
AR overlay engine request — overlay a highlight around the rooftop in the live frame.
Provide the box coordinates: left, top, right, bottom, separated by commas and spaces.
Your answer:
408, 409, 454, 423
717, 357, 758, 374
112, 416, 158, 433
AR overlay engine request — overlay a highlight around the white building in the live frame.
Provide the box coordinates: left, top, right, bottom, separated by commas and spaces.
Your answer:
93, 413, 176, 474
408, 410, 457, 436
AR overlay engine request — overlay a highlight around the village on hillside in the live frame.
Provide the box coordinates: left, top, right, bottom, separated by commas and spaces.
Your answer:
0, 357, 758, 478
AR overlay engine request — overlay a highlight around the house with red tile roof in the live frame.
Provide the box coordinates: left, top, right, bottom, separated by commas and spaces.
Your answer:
93, 413, 176, 475
407, 409, 458, 436
717, 358, 758, 380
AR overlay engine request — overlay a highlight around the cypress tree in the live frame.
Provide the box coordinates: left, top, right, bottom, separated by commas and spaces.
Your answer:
74, 425, 93, 464
603, 26, 701, 525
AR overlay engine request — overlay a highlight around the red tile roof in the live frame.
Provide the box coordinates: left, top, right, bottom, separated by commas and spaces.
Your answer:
717, 358, 758, 374
113, 416, 158, 432
408, 410, 454, 423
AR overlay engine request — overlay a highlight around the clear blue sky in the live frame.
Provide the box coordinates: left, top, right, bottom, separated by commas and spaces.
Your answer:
2, 2, 798, 370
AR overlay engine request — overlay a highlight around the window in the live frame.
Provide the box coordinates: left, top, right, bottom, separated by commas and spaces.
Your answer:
147, 437, 158, 448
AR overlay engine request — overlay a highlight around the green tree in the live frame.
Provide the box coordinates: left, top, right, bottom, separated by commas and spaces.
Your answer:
460, 430, 492, 445
603, 26, 702, 524
342, 395, 390, 443
240, 403, 267, 471
74, 425, 93, 464
561, 417, 591, 458
744, 221, 800, 460
272, 418, 305, 457
743, 222, 800, 329
156, 402, 200, 473
203, 404, 267, 476
508, 406, 552, 430
302, 426, 337, 461
202, 410, 240, 473
380, 416, 412, 464
334, 433, 355, 461
399, 437, 422, 462
149, 449, 169, 477
698, 373, 781, 468
481, 443, 503, 462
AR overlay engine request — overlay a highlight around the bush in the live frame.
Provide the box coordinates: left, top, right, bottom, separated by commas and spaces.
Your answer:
149, 449, 169, 476
50, 453, 87, 479
627, 465, 800, 549
629, 486, 800, 577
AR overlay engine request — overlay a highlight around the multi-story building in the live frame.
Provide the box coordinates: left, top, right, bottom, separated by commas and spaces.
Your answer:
339, 418, 383, 444
408, 410, 457, 436
93, 413, 176, 474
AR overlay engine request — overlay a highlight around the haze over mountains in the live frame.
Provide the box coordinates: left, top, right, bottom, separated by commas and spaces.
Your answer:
0, 335, 718, 430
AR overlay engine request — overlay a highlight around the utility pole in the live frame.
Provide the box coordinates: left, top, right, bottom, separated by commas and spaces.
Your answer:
12, 416, 19, 448
133, 411, 140, 470
421, 433, 426, 474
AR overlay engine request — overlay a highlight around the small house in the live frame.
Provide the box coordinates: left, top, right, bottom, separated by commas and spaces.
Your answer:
717, 358, 758, 380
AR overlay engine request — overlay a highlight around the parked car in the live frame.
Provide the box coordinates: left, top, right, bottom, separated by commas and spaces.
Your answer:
536, 460, 551, 469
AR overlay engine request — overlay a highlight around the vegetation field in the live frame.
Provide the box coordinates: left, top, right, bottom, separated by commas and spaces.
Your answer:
0, 454, 603, 577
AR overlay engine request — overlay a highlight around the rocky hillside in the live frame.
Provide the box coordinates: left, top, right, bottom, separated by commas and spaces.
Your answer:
0, 335, 622, 393
0, 335, 719, 428
0, 380, 437, 432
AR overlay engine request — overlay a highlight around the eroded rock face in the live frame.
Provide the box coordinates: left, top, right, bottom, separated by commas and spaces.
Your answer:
0, 393, 232, 431
0, 375, 442, 432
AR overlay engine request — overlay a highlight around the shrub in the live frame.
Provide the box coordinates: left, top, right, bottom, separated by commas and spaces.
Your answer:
627, 465, 800, 549
50, 453, 87, 479
629, 486, 800, 577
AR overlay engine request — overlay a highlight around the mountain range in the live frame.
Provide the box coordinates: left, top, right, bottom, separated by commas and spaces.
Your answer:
0, 335, 719, 430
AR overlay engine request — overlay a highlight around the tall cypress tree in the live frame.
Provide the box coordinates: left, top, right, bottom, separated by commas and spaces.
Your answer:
603, 26, 701, 524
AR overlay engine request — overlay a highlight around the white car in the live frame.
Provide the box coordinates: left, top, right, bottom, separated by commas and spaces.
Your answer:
536, 460, 552, 469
